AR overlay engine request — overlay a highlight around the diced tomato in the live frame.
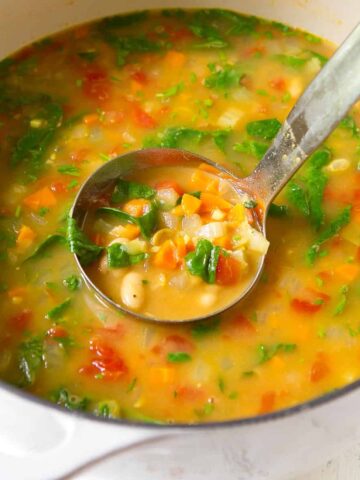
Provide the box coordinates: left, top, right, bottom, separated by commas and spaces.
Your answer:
164, 25, 193, 42
176, 385, 205, 401
8, 309, 32, 332
229, 314, 256, 333
269, 77, 286, 91
259, 391, 276, 414
82, 68, 111, 102
47, 326, 68, 338
50, 181, 67, 194
89, 337, 115, 358
80, 336, 128, 380
291, 298, 323, 314
133, 105, 157, 129
152, 334, 194, 356
216, 255, 240, 285
91, 357, 128, 379
155, 180, 184, 196
70, 148, 89, 164
130, 70, 148, 85
310, 354, 330, 382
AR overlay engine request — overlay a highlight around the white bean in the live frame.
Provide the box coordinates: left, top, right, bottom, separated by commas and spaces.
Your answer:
121, 272, 145, 310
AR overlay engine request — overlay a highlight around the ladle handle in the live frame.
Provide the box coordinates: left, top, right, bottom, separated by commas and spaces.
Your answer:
247, 22, 360, 208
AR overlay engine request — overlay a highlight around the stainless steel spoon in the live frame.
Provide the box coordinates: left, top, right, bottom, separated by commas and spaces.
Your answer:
71, 22, 360, 323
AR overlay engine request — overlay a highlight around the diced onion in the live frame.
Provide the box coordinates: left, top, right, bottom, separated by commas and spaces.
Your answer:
125, 239, 147, 255
169, 272, 190, 290
217, 108, 244, 128
70, 124, 88, 140
182, 214, 202, 235
326, 158, 350, 173
156, 188, 179, 208
247, 227, 270, 254
160, 211, 180, 229
198, 221, 227, 239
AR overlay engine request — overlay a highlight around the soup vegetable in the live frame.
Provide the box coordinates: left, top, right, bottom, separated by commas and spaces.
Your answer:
0, 9, 359, 423
83, 163, 268, 320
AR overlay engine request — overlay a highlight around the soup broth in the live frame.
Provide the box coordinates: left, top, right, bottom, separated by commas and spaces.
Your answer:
0, 9, 359, 423
82, 164, 267, 320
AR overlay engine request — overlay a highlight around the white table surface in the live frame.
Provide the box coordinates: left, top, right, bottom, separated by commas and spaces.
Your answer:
295, 445, 360, 480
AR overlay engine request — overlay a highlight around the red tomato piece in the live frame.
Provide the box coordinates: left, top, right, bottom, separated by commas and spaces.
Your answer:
230, 314, 256, 333
133, 106, 157, 129
291, 298, 322, 314
47, 326, 68, 338
8, 309, 32, 332
176, 385, 205, 401
89, 337, 115, 358
216, 255, 239, 285
130, 70, 148, 85
91, 357, 128, 379
83, 68, 111, 102
50, 181, 67, 194
269, 77, 286, 91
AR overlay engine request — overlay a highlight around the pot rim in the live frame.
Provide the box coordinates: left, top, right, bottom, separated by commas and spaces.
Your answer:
2, 374, 360, 429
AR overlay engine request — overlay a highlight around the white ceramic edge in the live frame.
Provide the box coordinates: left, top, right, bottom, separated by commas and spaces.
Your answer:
0, 1, 359, 479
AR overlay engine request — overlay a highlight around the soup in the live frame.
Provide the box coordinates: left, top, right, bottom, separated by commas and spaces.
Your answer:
81, 163, 268, 320
0, 9, 359, 423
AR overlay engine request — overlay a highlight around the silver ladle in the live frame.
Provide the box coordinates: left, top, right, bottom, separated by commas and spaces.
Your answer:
71, 22, 360, 323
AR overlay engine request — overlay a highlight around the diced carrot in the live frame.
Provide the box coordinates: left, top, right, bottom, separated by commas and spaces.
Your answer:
171, 205, 185, 216
122, 199, 149, 218
120, 224, 141, 240
216, 255, 240, 285
181, 193, 201, 215
131, 80, 144, 93
16, 225, 36, 249
335, 263, 359, 283
245, 208, 255, 225
191, 169, 219, 193
83, 113, 99, 125
200, 192, 232, 212
153, 240, 178, 270
213, 236, 232, 249
228, 204, 245, 222
23, 186, 57, 210
175, 236, 187, 259
148, 366, 175, 385
259, 391, 276, 414
155, 180, 184, 195
310, 354, 330, 382
164, 51, 186, 69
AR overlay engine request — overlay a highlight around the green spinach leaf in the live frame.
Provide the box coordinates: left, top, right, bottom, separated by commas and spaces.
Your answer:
18, 336, 43, 385
185, 239, 221, 284
66, 217, 104, 266
107, 243, 148, 268
246, 118, 281, 141
307, 206, 352, 264
111, 179, 156, 203
205, 63, 243, 90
